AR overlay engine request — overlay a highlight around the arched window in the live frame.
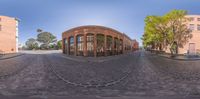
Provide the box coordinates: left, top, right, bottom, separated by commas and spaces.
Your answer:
76, 35, 84, 56
97, 34, 105, 56
87, 34, 94, 56
106, 36, 113, 55
69, 36, 74, 55
119, 39, 123, 54
114, 38, 120, 55
64, 38, 68, 54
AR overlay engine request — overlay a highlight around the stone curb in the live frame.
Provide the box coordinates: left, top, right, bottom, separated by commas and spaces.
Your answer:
0, 53, 25, 60
154, 53, 200, 61
60, 54, 124, 63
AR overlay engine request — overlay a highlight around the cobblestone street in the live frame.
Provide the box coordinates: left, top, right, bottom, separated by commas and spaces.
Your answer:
0, 50, 200, 99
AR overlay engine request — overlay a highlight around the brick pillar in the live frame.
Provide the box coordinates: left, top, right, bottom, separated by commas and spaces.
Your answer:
74, 34, 77, 56
112, 37, 115, 55
94, 34, 97, 57
67, 37, 69, 55
123, 37, 125, 54
83, 34, 87, 56
122, 40, 124, 54
116, 38, 119, 55
62, 38, 65, 54
104, 35, 107, 56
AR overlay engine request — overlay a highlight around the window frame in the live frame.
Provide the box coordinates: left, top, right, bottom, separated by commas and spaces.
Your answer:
189, 24, 195, 31
197, 18, 200, 21
197, 24, 200, 31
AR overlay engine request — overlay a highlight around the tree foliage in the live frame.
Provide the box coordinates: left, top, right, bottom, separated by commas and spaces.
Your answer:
37, 29, 57, 49
57, 40, 62, 49
164, 10, 192, 55
25, 38, 38, 50
142, 10, 192, 55
142, 15, 168, 50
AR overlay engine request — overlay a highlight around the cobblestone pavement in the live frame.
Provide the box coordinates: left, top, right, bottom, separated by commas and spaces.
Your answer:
0, 54, 32, 77
0, 51, 200, 99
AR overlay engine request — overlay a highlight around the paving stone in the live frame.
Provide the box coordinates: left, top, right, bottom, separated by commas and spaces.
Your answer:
0, 50, 200, 98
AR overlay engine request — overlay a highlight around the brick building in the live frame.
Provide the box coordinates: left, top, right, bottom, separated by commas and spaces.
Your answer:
165, 15, 200, 55
62, 25, 133, 57
132, 39, 139, 51
0, 16, 19, 54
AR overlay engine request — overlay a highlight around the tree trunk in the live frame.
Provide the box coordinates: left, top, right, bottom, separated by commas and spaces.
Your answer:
170, 43, 175, 57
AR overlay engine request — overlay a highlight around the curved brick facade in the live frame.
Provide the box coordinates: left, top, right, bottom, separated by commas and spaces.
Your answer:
62, 25, 133, 57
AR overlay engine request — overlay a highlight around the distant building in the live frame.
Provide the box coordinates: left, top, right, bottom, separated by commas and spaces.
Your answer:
132, 39, 139, 51
18, 43, 24, 51
62, 25, 134, 57
165, 15, 200, 55
0, 16, 19, 54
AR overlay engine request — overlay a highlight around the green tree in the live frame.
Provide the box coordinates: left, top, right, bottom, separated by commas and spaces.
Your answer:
142, 15, 168, 50
142, 10, 192, 56
164, 10, 192, 56
37, 29, 57, 49
57, 40, 62, 49
25, 38, 38, 50
40, 44, 49, 50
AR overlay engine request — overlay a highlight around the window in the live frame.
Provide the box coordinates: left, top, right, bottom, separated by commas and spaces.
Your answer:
77, 35, 84, 51
65, 38, 68, 44
87, 42, 93, 51
189, 17, 195, 21
87, 35, 94, 51
87, 35, 94, 41
69, 36, 74, 54
70, 37, 74, 43
189, 24, 195, 31
64, 38, 68, 54
106, 36, 112, 50
197, 25, 200, 31
97, 34, 104, 53
119, 40, 123, 51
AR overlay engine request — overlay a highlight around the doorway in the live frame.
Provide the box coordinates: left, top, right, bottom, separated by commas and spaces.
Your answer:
189, 43, 196, 55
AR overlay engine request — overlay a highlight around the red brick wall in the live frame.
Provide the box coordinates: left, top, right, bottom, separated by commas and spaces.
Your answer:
62, 25, 133, 57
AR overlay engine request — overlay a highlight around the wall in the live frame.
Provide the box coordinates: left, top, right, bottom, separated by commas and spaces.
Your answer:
0, 16, 18, 54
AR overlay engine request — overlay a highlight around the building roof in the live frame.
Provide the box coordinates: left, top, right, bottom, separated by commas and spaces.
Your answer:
63, 25, 133, 41
0, 15, 19, 22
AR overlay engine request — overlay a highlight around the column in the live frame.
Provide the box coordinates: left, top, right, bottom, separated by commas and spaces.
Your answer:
74, 34, 77, 56
104, 35, 107, 56
62, 38, 65, 54
67, 37, 69, 55
112, 37, 115, 55
116, 38, 119, 55
83, 34, 87, 56
122, 40, 124, 54
94, 34, 97, 57
123, 37, 126, 54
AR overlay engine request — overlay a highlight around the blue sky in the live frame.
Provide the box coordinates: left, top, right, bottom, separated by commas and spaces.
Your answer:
0, 0, 200, 46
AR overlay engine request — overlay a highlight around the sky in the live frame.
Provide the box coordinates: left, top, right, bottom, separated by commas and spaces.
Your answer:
0, 0, 200, 46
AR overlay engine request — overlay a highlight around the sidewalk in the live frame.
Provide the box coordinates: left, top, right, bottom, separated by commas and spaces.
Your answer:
0, 53, 24, 60
150, 52, 200, 61
59, 52, 136, 63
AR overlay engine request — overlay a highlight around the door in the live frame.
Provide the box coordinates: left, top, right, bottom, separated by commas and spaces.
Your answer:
189, 43, 196, 55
